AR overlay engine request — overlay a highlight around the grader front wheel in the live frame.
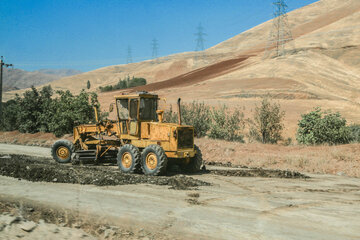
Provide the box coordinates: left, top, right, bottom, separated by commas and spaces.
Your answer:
51, 140, 75, 164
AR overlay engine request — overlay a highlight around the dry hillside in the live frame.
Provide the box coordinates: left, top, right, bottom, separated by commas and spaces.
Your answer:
4, 0, 360, 137
2, 68, 82, 91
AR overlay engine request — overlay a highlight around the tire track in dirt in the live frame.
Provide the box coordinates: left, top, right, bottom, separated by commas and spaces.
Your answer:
128, 55, 253, 92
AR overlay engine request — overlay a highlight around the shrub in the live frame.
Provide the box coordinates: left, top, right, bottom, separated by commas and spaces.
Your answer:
48, 90, 100, 137
99, 76, 147, 92
296, 107, 351, 145
0, 86, 101, 137
348, 124, 360, 143
163, 105, 178, 124
181, 102, 211, 138
249, 98, 285, 144
164, 102, 211, 138
209, 105, 245, 142
163, 102, 245, 141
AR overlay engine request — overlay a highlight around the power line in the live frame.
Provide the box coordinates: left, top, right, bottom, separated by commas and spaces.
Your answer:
0, 56, 13, 125
126, 45, 133, 64
264, 0, 294, 58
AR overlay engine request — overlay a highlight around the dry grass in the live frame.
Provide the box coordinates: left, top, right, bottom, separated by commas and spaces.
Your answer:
196, 138, 360, 177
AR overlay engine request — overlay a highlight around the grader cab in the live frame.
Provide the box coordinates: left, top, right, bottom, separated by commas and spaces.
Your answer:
51, 92, 202, 175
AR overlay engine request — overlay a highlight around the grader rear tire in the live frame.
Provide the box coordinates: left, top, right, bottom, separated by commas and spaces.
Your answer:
117, 144, 141, 173
141, 145, 168, 176
51, 140, 75, 164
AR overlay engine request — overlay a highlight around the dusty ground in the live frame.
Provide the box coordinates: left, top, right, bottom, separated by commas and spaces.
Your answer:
1, 132, 359, 177
0, 144, 360, 239
0, 210, 96, 240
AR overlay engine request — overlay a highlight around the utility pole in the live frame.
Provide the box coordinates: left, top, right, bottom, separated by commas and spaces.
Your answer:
151, 38, 159, 61
127, 45, 133, 64
194, 23, 206, 65
0, 56, 13, 125
264, 0, 294, 58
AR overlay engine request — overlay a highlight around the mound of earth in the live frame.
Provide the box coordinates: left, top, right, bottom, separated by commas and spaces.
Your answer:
0, 155, 210, 190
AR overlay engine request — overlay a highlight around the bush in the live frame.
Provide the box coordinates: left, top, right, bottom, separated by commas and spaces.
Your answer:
209, 106, 245, 142
0, 86, 101, 137
249, 98, 285, 144
164, 102, 244, 141
181, 102, 211, 138
163, 105, 178, 124
99, 76, 147, 92
163, 102, 211, 138
48, 90, 100, 137
296, 107, 351, 145
348, 124, 360, 143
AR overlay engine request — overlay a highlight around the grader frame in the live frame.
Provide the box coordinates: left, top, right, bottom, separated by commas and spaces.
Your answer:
51, 92, 202, 175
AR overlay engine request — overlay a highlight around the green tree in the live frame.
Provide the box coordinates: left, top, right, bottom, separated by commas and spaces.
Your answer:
181, 102, 211, 138
1, 86, 101, 137
209, 105, 245, 142
249, 98, 285, 144
87, 80, 91, 90
296, 107, 351, 145
48, 90, 99, 137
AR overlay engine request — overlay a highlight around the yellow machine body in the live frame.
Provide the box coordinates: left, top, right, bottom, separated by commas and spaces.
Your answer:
72, 93, 196, 160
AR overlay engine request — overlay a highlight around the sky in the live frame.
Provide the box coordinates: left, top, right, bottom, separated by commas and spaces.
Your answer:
0, 0, 318, 72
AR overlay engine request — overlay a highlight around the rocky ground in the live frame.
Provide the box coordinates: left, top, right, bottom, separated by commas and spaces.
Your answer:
0, 212, 95, 240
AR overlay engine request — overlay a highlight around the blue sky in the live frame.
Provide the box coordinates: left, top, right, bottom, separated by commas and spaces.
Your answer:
0, 0, 318, 72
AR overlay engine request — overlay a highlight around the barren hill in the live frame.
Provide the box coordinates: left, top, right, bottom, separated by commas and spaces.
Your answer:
4, 0, 360, 137
2, 68, 82, 92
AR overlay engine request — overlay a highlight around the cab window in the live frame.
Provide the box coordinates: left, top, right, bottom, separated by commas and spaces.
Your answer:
130, 99, 138, 120
140, 98, 157, 121
117, 99, 129, 120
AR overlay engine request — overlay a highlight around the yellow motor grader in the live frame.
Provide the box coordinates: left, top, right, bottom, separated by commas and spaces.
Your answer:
51, 92, 202, 175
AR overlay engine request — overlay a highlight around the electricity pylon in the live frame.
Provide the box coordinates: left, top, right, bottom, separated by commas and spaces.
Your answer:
264, 0, 294, 58
151, 38, 159, 64
127, 45, 133, 64
194, 23, 207, 65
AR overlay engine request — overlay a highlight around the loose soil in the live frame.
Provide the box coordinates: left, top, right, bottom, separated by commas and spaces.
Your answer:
0, 154, 308, 193
0, 155, 209, 190
210, 168, 308, 179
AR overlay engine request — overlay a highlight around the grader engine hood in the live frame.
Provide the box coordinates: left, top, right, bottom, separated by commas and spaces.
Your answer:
140, 122, 194, 149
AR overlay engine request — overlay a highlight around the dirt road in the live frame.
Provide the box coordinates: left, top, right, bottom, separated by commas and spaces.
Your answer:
0, 144, 360, 239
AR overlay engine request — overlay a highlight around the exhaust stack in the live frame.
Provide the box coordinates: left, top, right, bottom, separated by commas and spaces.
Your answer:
177, 98, 182, 125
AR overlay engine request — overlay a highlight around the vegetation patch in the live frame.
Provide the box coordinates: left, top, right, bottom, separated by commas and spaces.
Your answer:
0, 86, 102, 137
297, 107, 351, 145
99, 76, 146, 92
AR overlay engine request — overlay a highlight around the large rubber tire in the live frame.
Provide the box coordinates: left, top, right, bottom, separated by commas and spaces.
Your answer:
117, 144, 141, 173
141, 145, 168, 176
51, 140, 75, 164
184, 145, 203, 173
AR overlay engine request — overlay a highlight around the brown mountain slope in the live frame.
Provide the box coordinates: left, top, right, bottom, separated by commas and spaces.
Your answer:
4, 0, 360, 137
